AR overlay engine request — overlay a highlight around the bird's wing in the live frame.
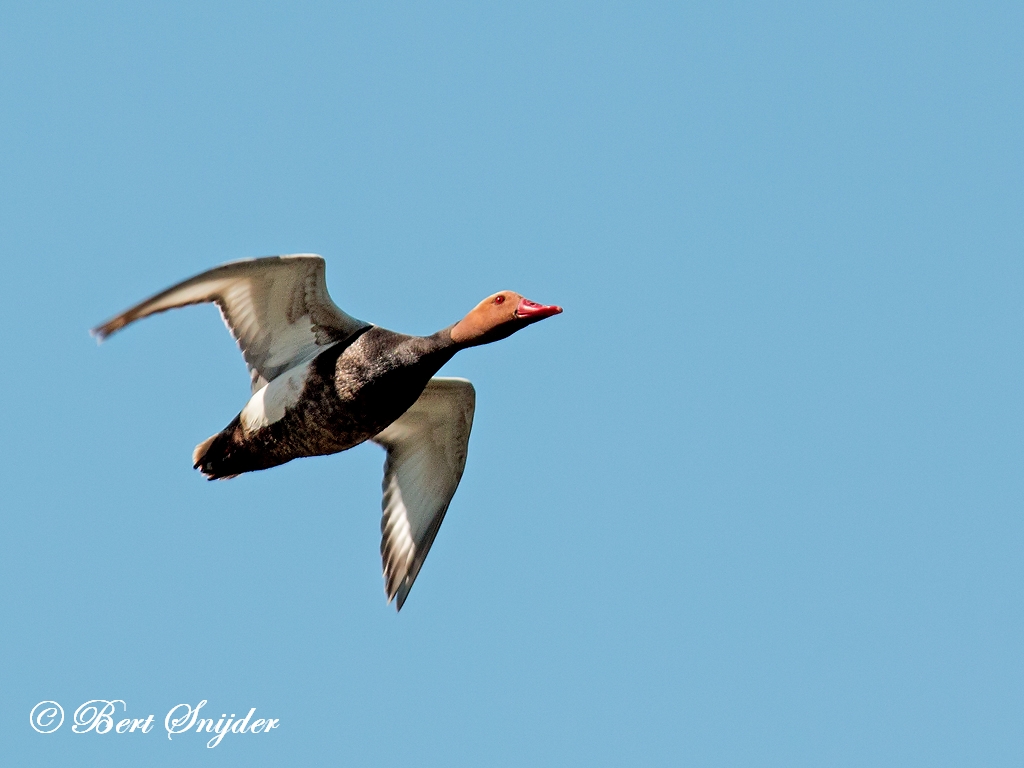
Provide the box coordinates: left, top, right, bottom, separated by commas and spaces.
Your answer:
372, 377, 476, 610
91, 254, 368, 392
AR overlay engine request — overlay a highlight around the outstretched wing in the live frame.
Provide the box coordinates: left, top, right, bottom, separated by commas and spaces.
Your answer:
91, 254, 368, 392
372, 378, 476, 611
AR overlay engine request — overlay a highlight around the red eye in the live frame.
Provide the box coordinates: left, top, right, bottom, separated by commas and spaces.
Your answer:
494, 295, 505, 305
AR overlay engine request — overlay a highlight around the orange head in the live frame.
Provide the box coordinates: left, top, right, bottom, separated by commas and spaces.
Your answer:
450, 291, 562, 347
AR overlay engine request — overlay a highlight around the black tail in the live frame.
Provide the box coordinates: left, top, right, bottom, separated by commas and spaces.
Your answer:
192, 417, 246, 480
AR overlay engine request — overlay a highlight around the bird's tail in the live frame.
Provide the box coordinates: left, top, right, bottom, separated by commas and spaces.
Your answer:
192, 419, 243, 480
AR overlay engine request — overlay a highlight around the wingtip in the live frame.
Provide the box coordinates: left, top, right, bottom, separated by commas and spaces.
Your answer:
90, 316, 127, 343
395, 583, 411, 612
385, 581, 411, 612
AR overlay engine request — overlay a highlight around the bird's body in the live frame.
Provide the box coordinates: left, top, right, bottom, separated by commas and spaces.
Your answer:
93, 254, 561, 609
196, 326, 456, 479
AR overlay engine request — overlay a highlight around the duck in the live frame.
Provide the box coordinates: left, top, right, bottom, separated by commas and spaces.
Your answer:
92, 254, 562, 610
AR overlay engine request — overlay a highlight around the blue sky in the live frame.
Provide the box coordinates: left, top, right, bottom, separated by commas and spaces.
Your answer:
2, 1, 1022, 765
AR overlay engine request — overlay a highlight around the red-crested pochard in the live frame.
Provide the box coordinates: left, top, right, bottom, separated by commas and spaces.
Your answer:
92, 254, 562, 610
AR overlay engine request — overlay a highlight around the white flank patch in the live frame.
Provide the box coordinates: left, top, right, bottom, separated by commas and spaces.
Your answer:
239, 360, 311, 433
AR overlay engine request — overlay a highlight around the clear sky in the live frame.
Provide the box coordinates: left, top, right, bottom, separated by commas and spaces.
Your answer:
2, 1, 1022, 766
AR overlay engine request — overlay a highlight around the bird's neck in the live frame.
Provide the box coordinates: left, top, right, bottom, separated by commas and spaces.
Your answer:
450, 314, 486, 346
448, 319, 518, 349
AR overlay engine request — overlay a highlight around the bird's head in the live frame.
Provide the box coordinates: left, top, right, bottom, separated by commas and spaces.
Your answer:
450, 291, 562, 347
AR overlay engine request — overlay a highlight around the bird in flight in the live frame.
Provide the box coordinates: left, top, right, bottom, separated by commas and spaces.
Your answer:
92, 254, 562, 610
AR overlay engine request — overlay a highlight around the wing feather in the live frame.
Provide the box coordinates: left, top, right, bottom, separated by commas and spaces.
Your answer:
92, 254, 368, 391
373, 378, 476, 610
